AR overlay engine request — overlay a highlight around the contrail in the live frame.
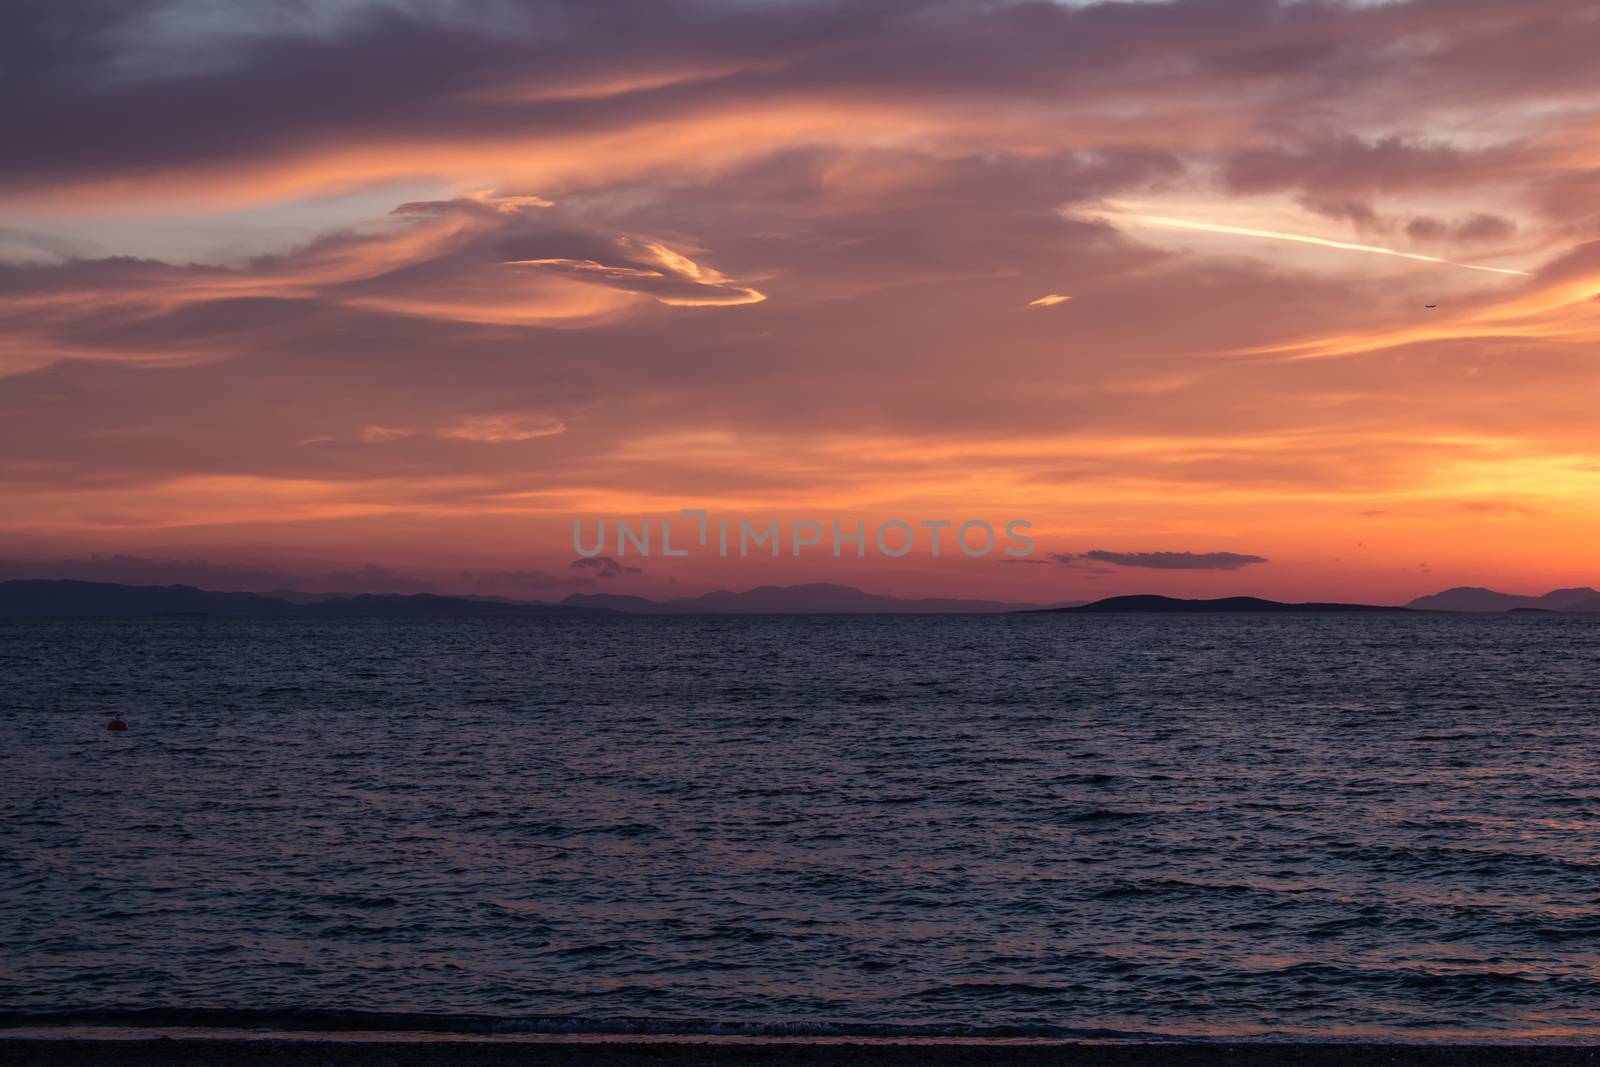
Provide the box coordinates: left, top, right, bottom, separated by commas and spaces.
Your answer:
1110, 213, 1531, 276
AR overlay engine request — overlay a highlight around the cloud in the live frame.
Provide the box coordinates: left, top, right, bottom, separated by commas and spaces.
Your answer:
1080, 550, 1271, 570
1104, 212, 1530, 276
570, 556, 642, 579
1020, 552, 1107, 575
503, 238, 764, 307
465, 189, 555, 212
1404, 213, 1517, 246
5, 0, 1596, 219
1301, 199, 1518, 250
1223, 137, 1517, 200
1300, 197, 1385, 233
435, 415, 568, 443
1029, 293, 1072, 307
346, 415, 567, 445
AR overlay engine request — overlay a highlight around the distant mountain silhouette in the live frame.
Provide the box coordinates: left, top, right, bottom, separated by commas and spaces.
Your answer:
0, 580, 611, 619
258, 589, 371, 605
290, 593, 608, 619
1, 579, 1081, 618
561, 593, 669, 613
566, 582, 1083, 614
1037, 594, 1407, 614
1405, 586, 1600, 612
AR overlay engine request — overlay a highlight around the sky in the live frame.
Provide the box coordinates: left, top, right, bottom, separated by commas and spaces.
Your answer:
1, 0, 1598, 604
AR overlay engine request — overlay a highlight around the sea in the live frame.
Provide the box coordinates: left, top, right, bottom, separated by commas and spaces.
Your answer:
2, 613, 1598, 1043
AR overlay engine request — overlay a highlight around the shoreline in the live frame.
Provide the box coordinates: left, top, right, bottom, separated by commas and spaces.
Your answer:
4, 1032, 1600, 1067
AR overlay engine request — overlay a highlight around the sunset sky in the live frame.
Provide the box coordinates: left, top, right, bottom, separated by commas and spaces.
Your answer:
2, 0, 1598, 604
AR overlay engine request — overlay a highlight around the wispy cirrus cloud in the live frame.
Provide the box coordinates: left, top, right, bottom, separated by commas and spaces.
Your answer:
1104, 213, 1531, 276
437, 415, 568, 443
503, 239, 764, 307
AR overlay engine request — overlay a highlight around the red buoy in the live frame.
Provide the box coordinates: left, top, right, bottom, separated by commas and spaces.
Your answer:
107, 718, 128, 732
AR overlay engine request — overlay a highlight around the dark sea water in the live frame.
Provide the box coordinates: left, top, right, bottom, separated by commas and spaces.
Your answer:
2, 614, 1599, 1042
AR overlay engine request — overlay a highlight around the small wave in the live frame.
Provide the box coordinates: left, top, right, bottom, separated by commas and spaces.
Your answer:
1090, 878, 1264, 900
1060, 807, 1151, 825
